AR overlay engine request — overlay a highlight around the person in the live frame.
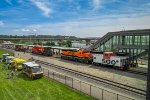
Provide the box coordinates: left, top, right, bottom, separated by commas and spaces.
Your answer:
6, 70, 13, 79
15, 69, 18, 78
2, 63, 7, 70
7, 63, 11, 69
24, 48, 26, 54
31, 57, 34, 61
10, 70, 14, 79
6, 73, 10, 79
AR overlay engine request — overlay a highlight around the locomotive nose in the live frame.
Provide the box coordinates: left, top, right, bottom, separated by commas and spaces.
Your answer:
87, 53, 93, 58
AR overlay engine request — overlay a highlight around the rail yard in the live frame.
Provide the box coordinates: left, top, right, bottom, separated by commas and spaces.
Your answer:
0, 29, 149, 100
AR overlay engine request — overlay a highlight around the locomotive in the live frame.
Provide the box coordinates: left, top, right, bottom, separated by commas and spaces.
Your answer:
61, 49, 93, 63
61, 49, 130, 70
12, 44, 131, 70
92, 51, 130, 70
32, 45, 52, 56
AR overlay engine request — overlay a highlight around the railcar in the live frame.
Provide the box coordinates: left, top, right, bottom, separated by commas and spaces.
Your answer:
32, 45, 52, 56
61, 49, 93, 63
27, 45, 35, 53
15, 44, 27, 51
92, 51, 130, 70
13, 43, 131, 70
1, 43, 15, 49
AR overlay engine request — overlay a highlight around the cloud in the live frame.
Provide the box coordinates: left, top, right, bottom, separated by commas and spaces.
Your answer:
92, 0, 102, 9
21, 29, 30, 32
147, 3, 150, 6
2, 14, 150, 37
31, 0, 52, 17
33, 29, 37, 32
14, 28, 37, 33
23, 14, 150, 37
5, 0, 12, 5
0, 21, 4, 27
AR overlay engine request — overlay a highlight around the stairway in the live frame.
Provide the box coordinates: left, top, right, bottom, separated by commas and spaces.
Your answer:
88, 32, 114, 50
134, 49, 148, 59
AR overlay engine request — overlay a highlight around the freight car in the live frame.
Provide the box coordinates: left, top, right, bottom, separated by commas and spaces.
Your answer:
61, 49, 93, 63
32, 45, 52, 56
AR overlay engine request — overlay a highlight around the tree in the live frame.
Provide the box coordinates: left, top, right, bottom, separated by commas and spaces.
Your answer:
50, 42, 55, 46
66, 40, 72, 47
45, 41, 51, 46
37, 42, 42, 45
58, 42, 62, 46
33, 42, 37, 45
45, 41, 55, 46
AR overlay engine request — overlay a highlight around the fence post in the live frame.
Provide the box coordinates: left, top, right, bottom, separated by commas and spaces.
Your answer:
90, 85, 91, 96
53, 72, 54, 79
42, 68, 44, 74
102, 89, 103, 100
48, 70, 49, 77
65, 76, 66, 84
80, 81, 81, 91
117, 94, 118, 100
72, 78, 73, 88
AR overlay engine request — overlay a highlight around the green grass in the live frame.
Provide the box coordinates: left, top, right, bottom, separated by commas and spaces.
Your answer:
0, 49, 14, 58
0, 50, 93, 100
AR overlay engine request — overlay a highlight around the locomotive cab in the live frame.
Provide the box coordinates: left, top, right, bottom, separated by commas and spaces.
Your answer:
103, 52, 116, 60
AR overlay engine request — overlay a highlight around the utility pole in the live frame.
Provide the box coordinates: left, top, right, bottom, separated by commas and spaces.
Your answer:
146, 34, 150, 100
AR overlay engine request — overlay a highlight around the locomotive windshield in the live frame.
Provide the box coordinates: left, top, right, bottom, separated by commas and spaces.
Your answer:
116, 52, 129, 56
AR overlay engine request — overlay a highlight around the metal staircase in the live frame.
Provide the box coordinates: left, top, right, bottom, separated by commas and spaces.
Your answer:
88, 32, 113, 50
87, 29, 149, 60
134, 49, 148, 59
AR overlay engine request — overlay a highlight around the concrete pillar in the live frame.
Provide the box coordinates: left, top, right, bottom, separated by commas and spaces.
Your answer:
85, 39, 91, 46
146, 34, 150, 100
0, 40, 3, 44
122, 36, 125, 46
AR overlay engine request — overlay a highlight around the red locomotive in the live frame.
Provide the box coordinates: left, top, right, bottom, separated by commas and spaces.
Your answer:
32, 46, 52, 56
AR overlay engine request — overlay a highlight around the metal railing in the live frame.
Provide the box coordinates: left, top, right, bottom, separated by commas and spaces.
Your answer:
42, 68, 135, 100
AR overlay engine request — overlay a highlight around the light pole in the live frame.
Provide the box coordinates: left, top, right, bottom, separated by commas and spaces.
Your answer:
146, 34, 150, 100
29, 33, 37, 45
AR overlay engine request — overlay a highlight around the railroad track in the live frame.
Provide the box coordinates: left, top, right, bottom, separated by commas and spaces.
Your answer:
128, 70, 147, 76
29, 58, 146, 96
58, 56, 147, 76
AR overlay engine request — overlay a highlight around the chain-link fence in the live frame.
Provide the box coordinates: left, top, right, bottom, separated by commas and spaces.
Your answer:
43, 68, 134, 100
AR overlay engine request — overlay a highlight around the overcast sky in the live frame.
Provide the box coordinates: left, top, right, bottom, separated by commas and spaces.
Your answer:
0, 0, 150, 37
